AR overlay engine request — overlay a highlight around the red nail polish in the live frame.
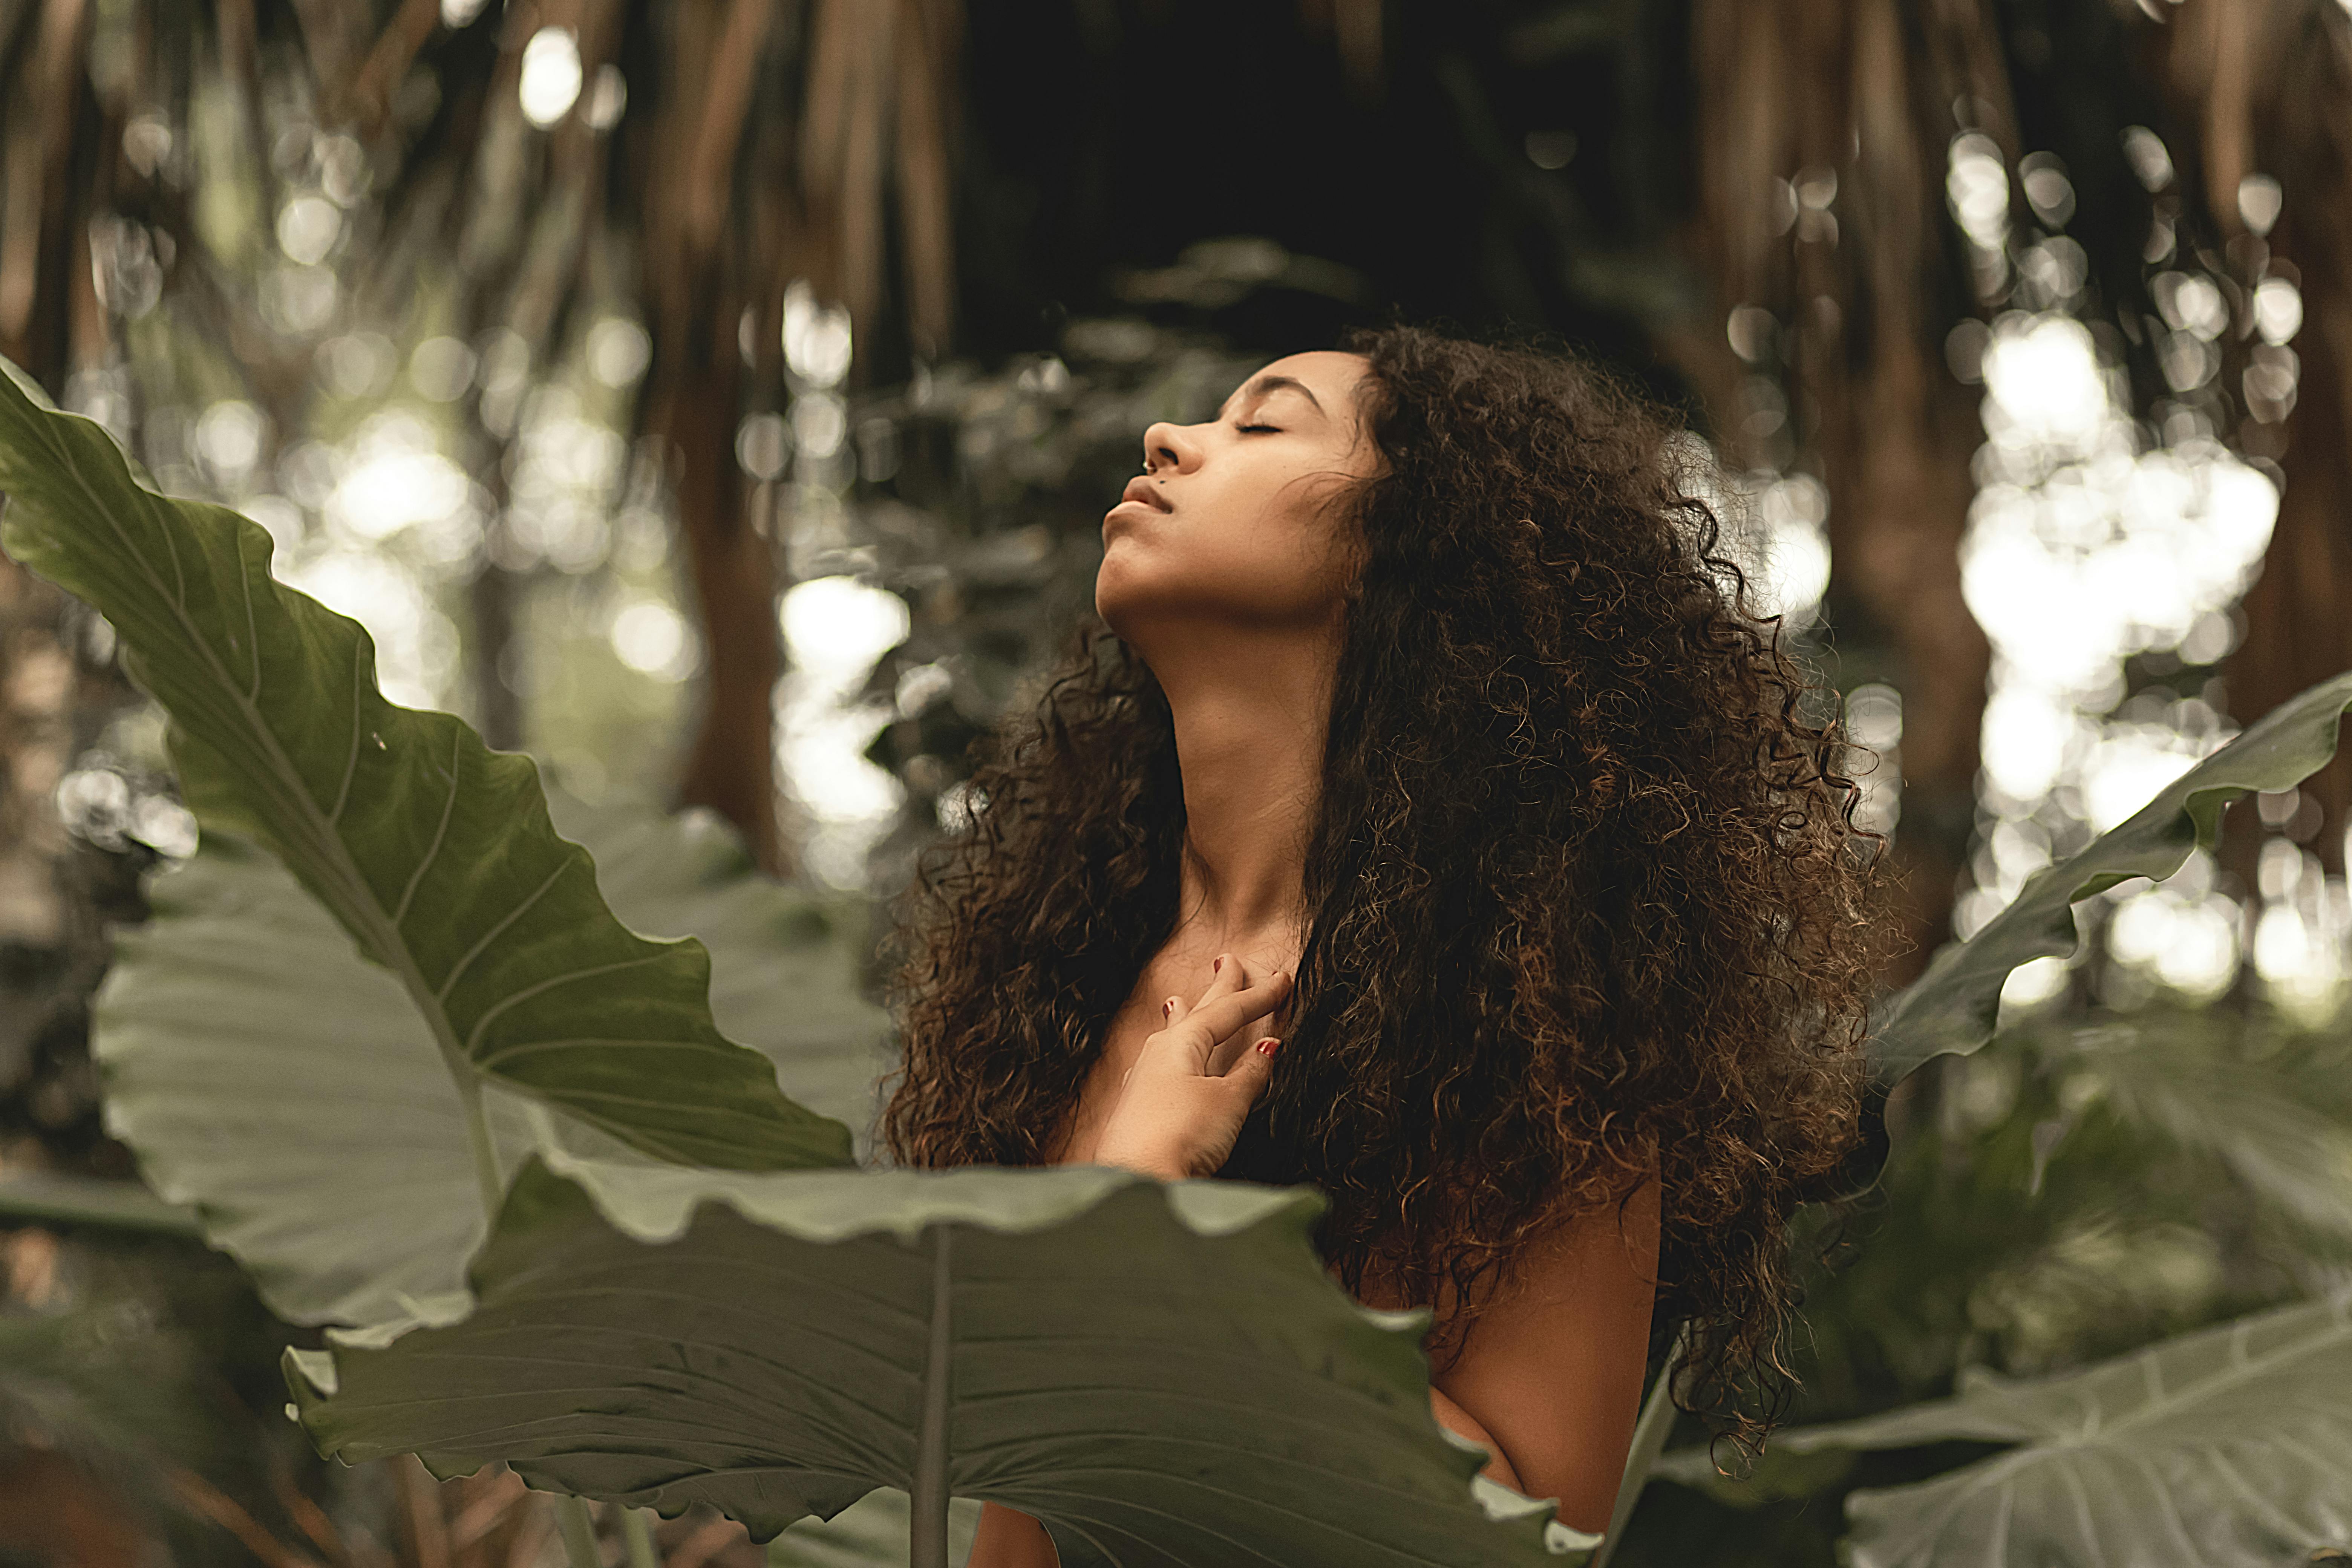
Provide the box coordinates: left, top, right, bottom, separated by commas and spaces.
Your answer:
1256, 1038, 1279, 1056
1213, 956, 1224, 975
1161, 999, 1173, 1020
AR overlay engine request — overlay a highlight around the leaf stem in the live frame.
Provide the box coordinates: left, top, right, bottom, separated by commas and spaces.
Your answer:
911, 1223, 954, 1568
1591, 1327, 1686, 1568
453, 1069, 505, 1225
554, 1496, 601, 1568
620, 1509, 658, 1568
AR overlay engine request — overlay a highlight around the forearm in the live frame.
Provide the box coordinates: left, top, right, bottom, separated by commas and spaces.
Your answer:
965, 1500, 1060, 1568
1432, 1384, 1525, 1493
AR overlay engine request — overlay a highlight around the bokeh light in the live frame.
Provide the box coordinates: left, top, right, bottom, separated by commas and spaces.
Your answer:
777, 576, 912, 890
519, 28, 583, 129
1950, 134, 2337, 1014
609, 600, 695, 681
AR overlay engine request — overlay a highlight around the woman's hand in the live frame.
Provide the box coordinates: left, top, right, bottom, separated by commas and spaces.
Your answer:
1090, 954, 1291, 1181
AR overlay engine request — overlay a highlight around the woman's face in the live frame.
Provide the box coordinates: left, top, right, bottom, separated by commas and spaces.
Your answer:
1094, 351, 1378, 647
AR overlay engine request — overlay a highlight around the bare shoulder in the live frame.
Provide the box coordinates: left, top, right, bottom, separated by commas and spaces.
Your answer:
1427, 1181, 1662, 1533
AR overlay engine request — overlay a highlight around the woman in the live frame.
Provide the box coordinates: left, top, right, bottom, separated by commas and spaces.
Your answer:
880, 326, 1880, 1566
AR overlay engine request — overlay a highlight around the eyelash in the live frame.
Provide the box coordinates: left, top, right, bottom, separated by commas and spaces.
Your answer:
1236, 423, 1279, 434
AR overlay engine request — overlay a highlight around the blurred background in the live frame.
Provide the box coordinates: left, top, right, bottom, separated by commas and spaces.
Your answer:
0, 0, 2349, 1563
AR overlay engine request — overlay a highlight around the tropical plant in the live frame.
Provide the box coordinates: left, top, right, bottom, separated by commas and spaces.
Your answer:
0, 360, 1583, 1566
6, 345, 2352, 1568
1609, 689, 2352, 1568
1703, 1294, 2352, 1568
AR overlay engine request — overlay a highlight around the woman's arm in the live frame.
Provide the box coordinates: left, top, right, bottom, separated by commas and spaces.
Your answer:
966, 1501, 1060, 1568
1430, 1179, 1660, 1534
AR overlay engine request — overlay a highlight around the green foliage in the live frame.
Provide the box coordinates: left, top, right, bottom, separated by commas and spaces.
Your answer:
1651, 992, 2352, 1566
1870, 667, 2352, 1085
541, 791, 896, 1158
0, 1304, 233, 1491
93, 799, 893, 1334
98, 838, 516, 1331
1792, 1024, 2318, 1410
1766, 1295, 2352, 1568
9, 349, 2352, 1566
0, 360, 850, 1185
2047, 1011, 2352, 1248
0, 354, 1587, 1566
288, 1156, 1581, 1566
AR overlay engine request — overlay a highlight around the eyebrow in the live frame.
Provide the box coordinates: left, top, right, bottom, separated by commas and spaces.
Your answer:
1220, 374, 1326, 420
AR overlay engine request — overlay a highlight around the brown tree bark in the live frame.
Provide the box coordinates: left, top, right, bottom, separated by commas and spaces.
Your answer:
1682, 0, 2006, 978
638, 0, 790, 873
655, 354, 782, 871
2150, 0, 2352, 863
0, 0, 138, 1099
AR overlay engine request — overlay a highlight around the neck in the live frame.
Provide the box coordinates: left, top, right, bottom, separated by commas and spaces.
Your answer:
1148, 620, 1340, 948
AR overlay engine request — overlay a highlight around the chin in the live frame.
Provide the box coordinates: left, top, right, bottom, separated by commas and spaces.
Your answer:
1093, 560, 1150, 640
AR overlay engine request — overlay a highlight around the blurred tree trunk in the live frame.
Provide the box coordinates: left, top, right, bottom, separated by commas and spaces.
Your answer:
652, 351, 779, 869
2152, 0, 2352, 864
0, 0, 139, 1125
1681, 0, 2004, 978
630, 0, 958, 873
637, 0, 787, 871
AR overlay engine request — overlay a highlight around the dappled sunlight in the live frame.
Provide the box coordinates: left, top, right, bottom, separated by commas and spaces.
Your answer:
276, 548, 459, 712
2251, 838, 2352, 1023
504, 390, 626, 574
1945, 129, 2323, 1009
326, 417, 472, 548
2102, 850, 2243, 1003
518, 28, 583, 129
1674, 439, 1833, 635
777, 575, 910, 890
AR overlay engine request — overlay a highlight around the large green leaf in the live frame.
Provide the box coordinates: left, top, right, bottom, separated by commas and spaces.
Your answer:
1689, 1294, 2352, 1568
0, 358, 847, 1176
97, 838, 522, 1332
541, 793, 896, 1154
95, 800, 891, 1332
287, 1154, 1594, 1568
1872, 670, 2352, 1085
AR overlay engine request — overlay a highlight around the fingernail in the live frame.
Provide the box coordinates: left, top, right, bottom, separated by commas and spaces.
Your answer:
1255, 1038, 1280, 1056
1212, 955, 1225, 975
1162, 998, 1174, 1020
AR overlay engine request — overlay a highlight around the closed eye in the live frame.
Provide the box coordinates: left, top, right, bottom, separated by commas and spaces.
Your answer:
1236, 423, 1280, 434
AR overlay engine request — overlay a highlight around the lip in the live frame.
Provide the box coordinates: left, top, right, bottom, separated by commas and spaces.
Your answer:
1119, 475, 1173, 513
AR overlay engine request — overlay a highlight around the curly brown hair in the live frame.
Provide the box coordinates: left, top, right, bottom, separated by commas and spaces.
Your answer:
878, 323, 1886, 1447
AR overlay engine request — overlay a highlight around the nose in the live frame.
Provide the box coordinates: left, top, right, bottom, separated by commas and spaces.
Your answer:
1141, 420, 1202, 475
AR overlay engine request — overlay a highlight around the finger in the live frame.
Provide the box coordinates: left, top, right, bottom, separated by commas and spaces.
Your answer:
1204, 1028, 1252, 1076
1164, 956, 1252, 1062
1219, 1035, 1281, 1102
1196, 951, 1248, 1006
1181, 968, 1293, 1050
